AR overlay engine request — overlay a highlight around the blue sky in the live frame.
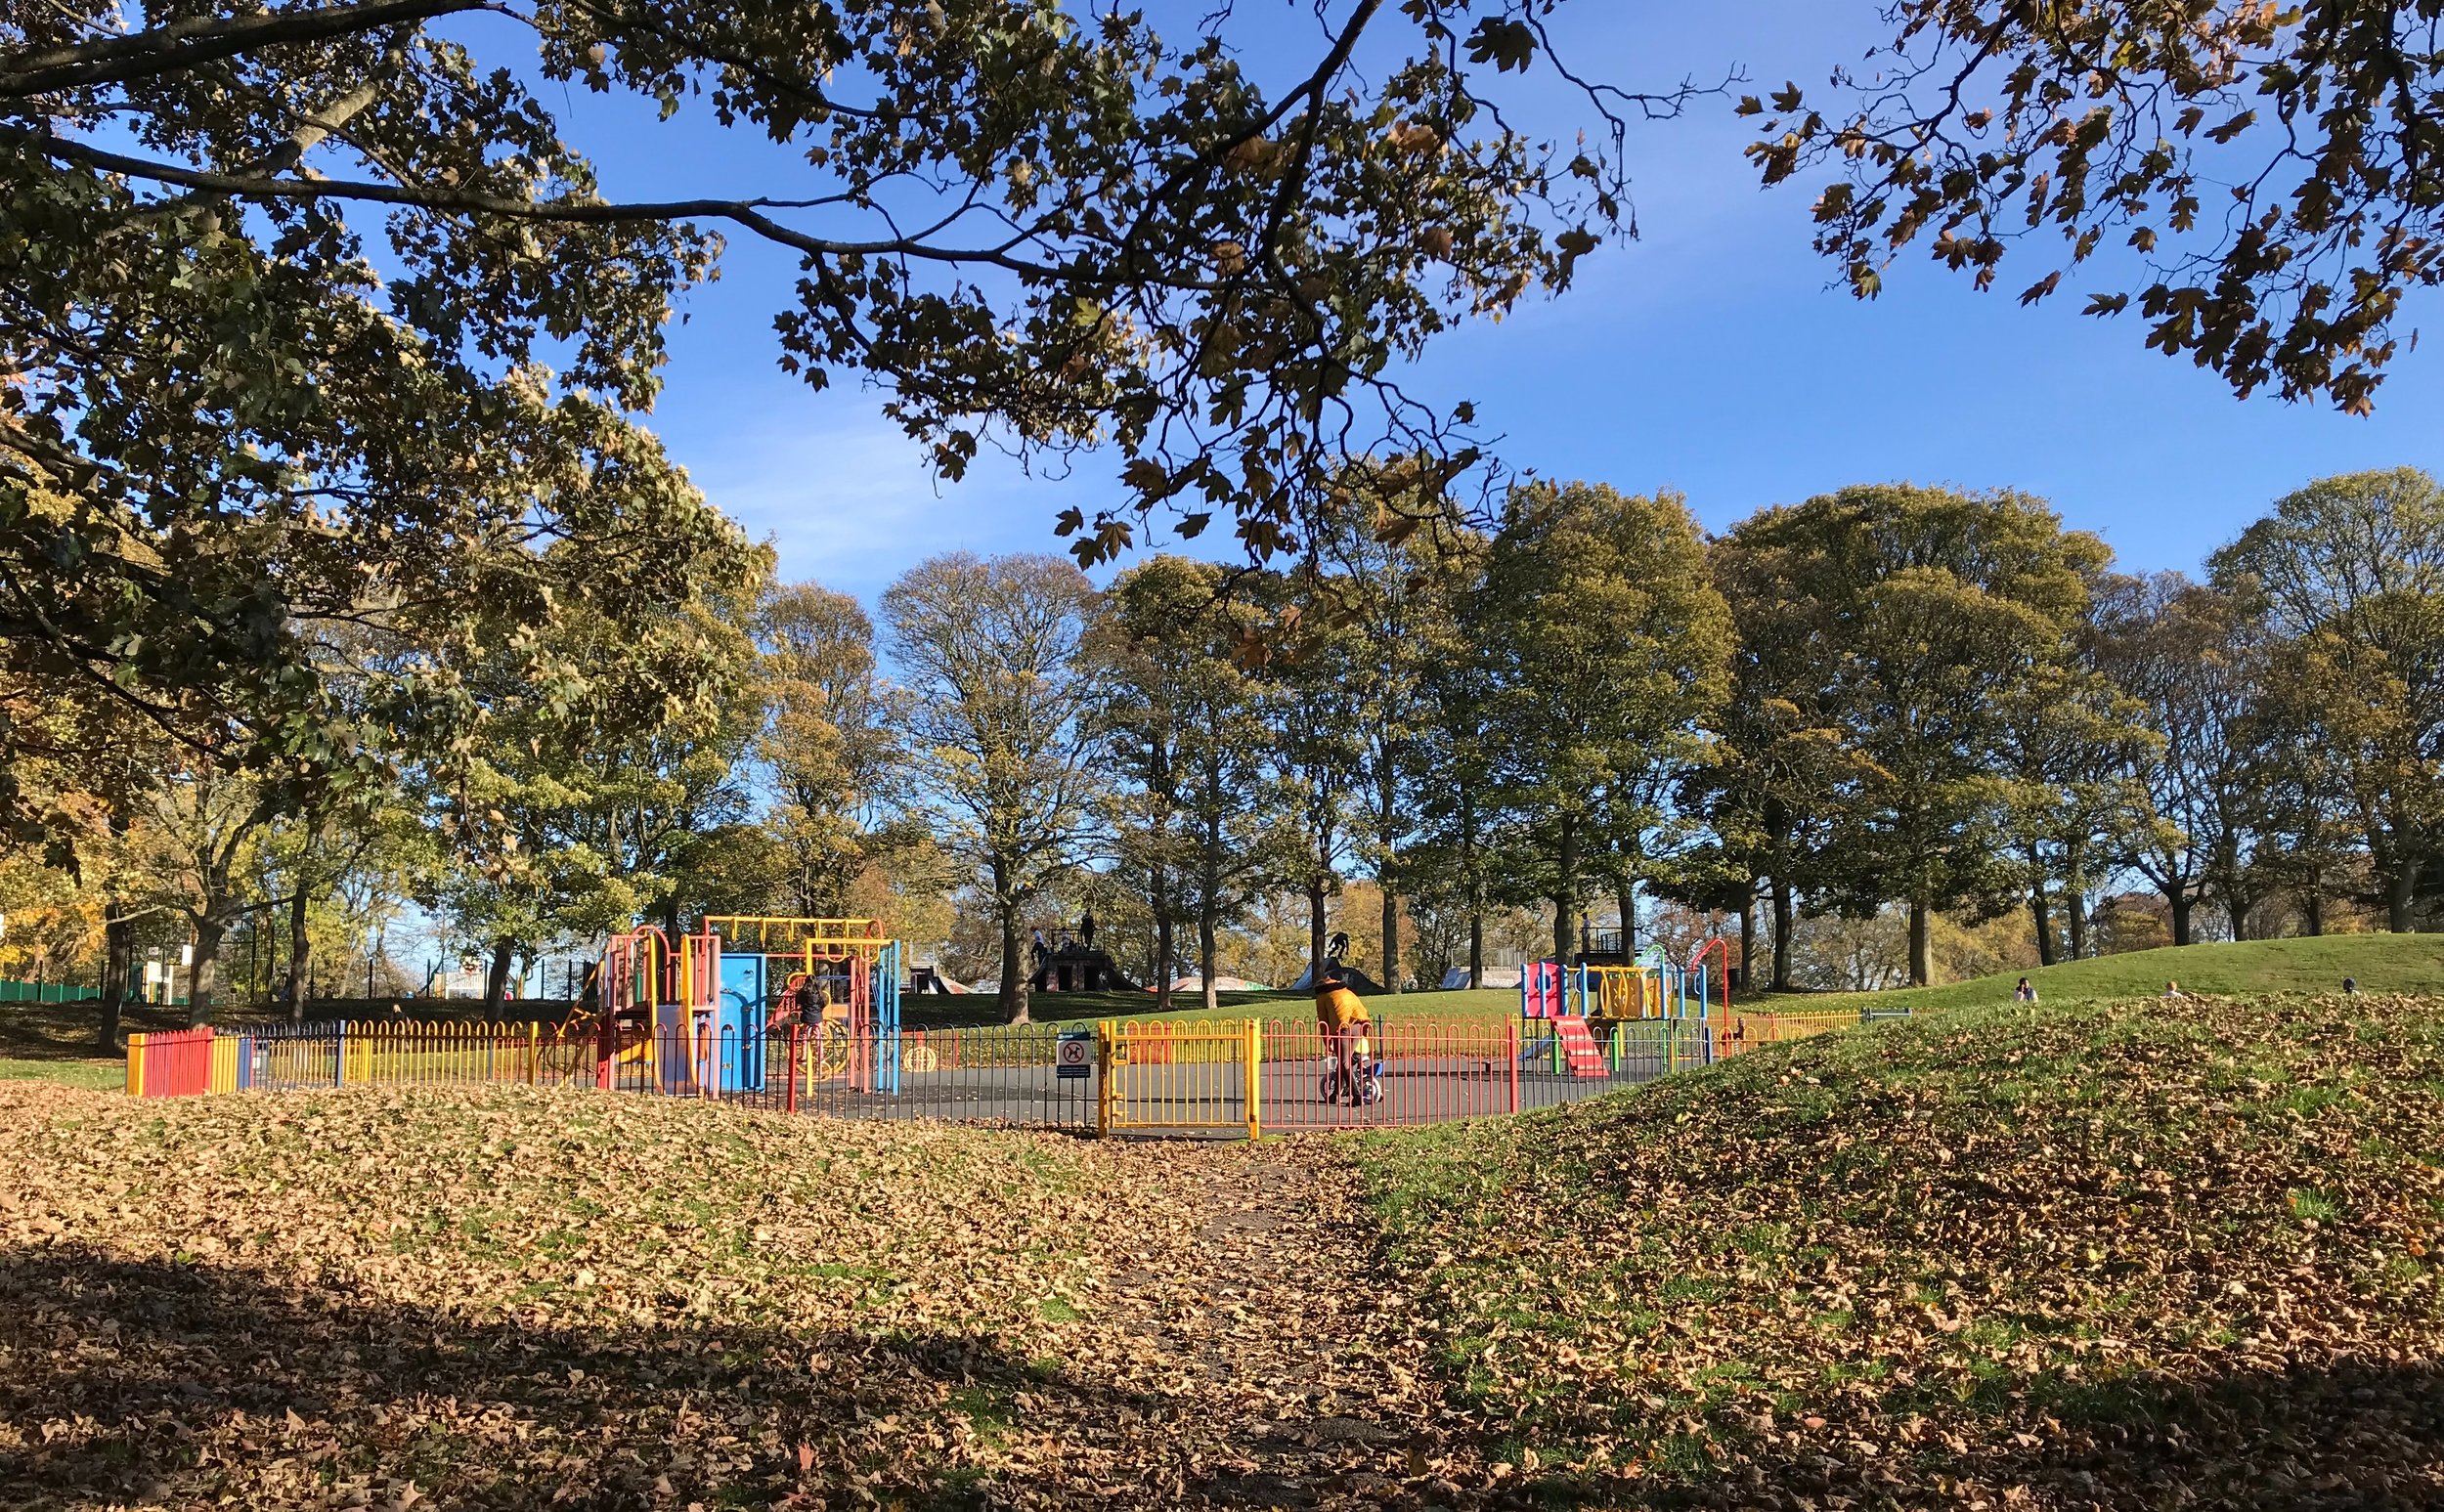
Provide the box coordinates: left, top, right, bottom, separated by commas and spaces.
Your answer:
532, 3, 2443, 606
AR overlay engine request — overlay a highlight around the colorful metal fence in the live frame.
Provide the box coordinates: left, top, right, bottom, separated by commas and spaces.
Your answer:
122, 1006, 1905, 1135
1102, 1019, 1258, 1138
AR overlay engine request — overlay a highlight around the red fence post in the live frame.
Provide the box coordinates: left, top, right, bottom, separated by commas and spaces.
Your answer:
786, 1025, 802, 1113
1505, 1018, 1519, 1114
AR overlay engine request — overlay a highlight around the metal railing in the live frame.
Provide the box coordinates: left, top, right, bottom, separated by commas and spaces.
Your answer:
126, 1006, 1905, 1135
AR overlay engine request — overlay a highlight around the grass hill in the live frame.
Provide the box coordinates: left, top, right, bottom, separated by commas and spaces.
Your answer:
1778, 929, 2444, 1014
987, 932, 2444, 1029
1355, 991, 2444, 1507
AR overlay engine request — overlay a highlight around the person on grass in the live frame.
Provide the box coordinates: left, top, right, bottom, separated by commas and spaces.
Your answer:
1312, 964, 1372, 1105
2014, 976, 2038, 1004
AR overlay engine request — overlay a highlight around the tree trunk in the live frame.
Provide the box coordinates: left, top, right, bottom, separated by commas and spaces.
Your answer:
2386, 863, 2416, 933
186, 917, 227, 1027
1617, 884, 1637, 956
2169, 889, 2194, 947
1308, 882, 1328, 981
2303, 870, 2326, 937
2029, 852, 2057, 968
481, 938, 515, 1019
1380, 884, 1400, 993
1467, 903, 1484, 989
1153, 869, 1175, 1013
1550, 820, 1578, 966
998, 901, 1030, 1024
2067, 884, 2090, 961
2227, 891, 2251, 942
1200, 903, 1219, 1015
95, 903, 131, 1052
287, 883, 314, 1022
1907, 899, 1933, 988
1461, 784, 1484, 988
1770, 878, 1795, 992
1738, 886, 1757, 996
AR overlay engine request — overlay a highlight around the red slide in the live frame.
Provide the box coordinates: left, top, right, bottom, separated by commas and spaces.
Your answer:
1552, 1017, 1608, 1078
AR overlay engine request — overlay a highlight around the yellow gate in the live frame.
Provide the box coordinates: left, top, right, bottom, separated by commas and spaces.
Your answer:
1098, 1020, 1259, 1138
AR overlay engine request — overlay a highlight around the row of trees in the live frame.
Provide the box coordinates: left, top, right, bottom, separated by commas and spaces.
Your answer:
1059, 465, 2444, 1006
7, 465, 2439, 1028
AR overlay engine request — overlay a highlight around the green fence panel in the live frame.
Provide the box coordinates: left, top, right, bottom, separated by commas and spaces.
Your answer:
0, 980, 101, 1003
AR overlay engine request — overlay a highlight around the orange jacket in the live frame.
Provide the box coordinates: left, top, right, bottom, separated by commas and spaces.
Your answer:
1314, 984, 1372, 1031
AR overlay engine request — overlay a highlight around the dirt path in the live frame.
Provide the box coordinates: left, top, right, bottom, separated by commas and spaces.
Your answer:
1045, 1138, 1479, 1510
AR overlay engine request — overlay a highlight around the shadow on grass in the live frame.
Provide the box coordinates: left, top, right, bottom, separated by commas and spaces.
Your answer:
0, 1248, 1181, 1511
1514, 1356, 2444, 1511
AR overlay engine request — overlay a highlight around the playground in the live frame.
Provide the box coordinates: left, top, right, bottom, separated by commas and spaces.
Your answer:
117, 910, 1909, 1138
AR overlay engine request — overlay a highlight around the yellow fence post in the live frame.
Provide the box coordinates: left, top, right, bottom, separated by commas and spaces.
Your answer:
1096, 1020, 1114, 1137
526, 1021, 539, 1085
125, 1033, 145, 1097
1244, 1017, 1261, 1142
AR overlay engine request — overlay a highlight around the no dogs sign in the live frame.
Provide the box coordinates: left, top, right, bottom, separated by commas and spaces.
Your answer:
1056, 1031, 1093, 1079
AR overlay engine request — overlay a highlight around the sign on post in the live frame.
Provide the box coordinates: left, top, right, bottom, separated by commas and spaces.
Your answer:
1055, 1031, 1093, 1080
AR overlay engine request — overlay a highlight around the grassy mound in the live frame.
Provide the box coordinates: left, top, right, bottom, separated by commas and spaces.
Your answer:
0, 1083, 1113, 1510
1357, 994, 2444, 1508
1785, 930, 2444, 1014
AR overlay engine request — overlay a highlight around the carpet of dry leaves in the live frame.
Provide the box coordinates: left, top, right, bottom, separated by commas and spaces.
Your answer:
4, 993, 2441, 1511
0, 1081, 1463, 1510
1360, 993, 2444, 1509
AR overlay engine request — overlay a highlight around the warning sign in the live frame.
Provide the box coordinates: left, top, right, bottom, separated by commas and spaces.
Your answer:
1056, 1031, 1093, 1080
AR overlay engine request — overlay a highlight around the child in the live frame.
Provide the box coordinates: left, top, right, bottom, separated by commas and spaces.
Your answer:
2014, 976, 2038, 1004
1312, 965, 1372, 1104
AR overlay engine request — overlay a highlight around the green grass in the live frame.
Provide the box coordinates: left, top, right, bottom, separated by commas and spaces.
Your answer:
1765, 930, 2444, 1013
0, 1057, 122, 1090
978, 934, 2444, 1029
920, 984, 1522, 1028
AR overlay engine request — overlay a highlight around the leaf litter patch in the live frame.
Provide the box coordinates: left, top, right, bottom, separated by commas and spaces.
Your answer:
1353, 993, 2444, 1509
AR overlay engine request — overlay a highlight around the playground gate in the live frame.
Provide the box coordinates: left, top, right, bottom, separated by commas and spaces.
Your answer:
1099, 1020, 1258, 1138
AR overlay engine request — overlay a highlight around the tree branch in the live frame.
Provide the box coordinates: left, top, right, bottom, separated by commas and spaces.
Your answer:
16, 125, 1064, 272
0, 0, 486, 99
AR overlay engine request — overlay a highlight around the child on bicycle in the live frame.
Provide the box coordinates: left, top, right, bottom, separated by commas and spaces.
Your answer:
1313, 964, 1373, 1104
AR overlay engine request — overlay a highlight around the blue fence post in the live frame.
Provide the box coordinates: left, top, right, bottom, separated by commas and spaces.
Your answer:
881, 941, 902, 1096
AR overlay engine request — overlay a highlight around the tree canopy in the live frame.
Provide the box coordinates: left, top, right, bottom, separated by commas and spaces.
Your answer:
2, 1, 1712, 839
1751, 1, 2444, 413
